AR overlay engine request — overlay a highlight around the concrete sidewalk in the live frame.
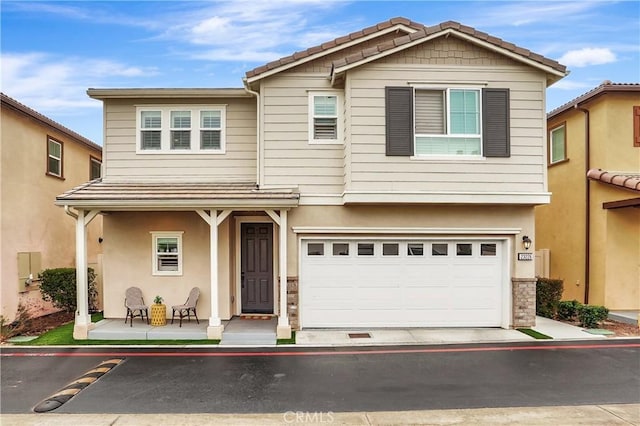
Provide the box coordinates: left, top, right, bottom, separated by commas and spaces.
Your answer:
2, 404, 639, 425
295, 316, 612, 346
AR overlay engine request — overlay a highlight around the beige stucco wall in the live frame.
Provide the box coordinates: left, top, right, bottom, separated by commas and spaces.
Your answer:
1, 106, 102, 321
536, 92, 640, 308
102, 211, 232, 320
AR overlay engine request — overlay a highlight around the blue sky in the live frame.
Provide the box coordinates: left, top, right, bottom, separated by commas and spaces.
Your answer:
2, 1, 639, 144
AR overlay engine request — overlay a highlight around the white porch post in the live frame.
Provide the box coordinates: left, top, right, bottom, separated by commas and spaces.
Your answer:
277, 209, 291, 339
197, 209, 224, 339
73, 209, 93, 339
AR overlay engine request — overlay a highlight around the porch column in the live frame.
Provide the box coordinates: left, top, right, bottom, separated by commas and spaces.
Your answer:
277, 209, 291, 339
195, 209, 225, 339
71, 209, 100, 339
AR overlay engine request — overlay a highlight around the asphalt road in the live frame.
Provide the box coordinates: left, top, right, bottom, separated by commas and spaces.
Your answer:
2, 341, 639, 414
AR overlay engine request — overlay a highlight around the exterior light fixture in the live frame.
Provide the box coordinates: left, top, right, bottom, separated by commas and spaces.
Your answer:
522, 236, 532, 250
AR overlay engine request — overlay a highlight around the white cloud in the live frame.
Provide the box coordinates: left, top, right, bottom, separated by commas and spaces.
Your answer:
465, 1, 601, 28
558, 48, 617, 67
0, 53, 158, 114
548, 80, 594, 90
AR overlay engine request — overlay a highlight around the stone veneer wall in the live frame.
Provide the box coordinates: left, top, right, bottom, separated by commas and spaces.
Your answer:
512, 278, 537, 328
287, 276, 299, 330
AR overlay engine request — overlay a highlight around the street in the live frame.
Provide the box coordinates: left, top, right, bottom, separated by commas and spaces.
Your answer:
2, 341, 639, 414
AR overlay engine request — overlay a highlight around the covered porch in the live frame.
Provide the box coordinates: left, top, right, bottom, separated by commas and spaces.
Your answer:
56, 181, 299, 341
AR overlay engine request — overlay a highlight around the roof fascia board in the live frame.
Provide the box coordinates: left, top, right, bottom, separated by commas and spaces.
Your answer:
548, 85, 640, 120
55, 198, 300, 209
332, 29, 566, 81
87, 88, 253, 100
246, 24, 418, 84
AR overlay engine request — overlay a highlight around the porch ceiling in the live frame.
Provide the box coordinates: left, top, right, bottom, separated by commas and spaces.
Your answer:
55, 180, 300, 210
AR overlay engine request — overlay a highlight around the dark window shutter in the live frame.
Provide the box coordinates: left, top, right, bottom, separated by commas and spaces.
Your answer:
385, 87, 414, 156
633, 105, 640, 147
482, 88, 510, 157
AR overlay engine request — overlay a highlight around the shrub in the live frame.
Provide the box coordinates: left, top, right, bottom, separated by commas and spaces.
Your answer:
557, 299, 582, 321
577, 304, 609, 328
536, 278, 564, 318
39, 268, 97, 313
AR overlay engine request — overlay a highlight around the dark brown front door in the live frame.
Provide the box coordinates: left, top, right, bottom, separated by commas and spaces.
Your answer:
241, 223, 274, 314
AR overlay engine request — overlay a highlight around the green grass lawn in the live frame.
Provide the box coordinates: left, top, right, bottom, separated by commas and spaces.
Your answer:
16, 313, 220, 346
276, 331, 296, 345
516, 328, 553, 339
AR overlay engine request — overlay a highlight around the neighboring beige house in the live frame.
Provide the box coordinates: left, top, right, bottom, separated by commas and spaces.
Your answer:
1, 93, 103, 322
536, 82, 640, 310
57, 18, 568, 340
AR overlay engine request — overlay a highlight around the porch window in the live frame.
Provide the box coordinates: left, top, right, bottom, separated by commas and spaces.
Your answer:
151, 232, 183, 276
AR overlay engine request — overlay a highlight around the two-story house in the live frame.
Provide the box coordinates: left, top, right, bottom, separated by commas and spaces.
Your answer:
536, 82, 640, 311
56, 18, 567, 340
1, 93, 103, 322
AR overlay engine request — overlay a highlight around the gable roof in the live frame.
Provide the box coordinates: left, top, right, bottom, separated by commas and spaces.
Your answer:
245, 18, 567, 85
1, 93, 101, 152
245, 17, 424, 82
548, 82, 640, 120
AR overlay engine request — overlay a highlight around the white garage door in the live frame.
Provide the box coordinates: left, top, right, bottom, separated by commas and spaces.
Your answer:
300, 239, 505, 328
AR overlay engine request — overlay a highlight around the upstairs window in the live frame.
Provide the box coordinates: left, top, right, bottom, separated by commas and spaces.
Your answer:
415, 88, 481, 156
137, 106, 226, 154
90, 156, 102, 180
385, 86, 510, 158
170, 111, 191, 150
201, 110, 222, 150
141, 111, 162, 150
309, 92, 342, 144
549, 123, 566, 164
47, 137, 63, 178
633, 106, 640, 147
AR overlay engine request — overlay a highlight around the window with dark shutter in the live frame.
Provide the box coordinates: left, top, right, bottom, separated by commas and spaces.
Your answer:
482, 88, 510, 157
385, 86, 414, 156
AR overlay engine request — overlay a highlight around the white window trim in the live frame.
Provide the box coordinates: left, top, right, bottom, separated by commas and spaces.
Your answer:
412, 86, 483, 157
136, 105, 226, 154
549, 124, 566, 164
150, 231, 184, 276
48, 137, 62, 177
308, 91, 343, 145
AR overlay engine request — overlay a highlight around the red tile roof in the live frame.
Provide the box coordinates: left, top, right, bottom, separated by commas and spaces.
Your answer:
245, 17, 567, 81
548, 82, 640, 119
331, 21, 567, 74
1, 92, 101, 151
587, 169, 640, 192
245, 17, 424, 79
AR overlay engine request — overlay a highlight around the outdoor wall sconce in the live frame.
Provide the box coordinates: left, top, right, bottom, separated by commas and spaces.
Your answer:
522, 235, 532, 250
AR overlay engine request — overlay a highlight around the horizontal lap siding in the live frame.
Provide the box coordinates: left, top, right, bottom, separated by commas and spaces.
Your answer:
103, 98, 256, 182
347, 63, 547, 193
262, 75, 344, 194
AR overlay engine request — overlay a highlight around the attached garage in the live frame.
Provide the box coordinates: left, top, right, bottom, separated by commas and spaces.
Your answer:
299, 238, 508, 328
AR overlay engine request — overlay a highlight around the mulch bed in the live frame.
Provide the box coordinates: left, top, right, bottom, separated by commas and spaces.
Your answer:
11, 311, 75, 337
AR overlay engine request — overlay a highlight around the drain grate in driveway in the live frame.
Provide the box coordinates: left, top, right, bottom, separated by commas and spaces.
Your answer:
348, 332, 371, 339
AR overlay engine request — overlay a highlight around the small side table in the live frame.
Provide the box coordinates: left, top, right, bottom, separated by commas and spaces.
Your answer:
150, 304, 167, 326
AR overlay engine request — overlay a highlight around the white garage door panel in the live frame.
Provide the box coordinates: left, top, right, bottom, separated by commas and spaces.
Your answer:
300, 239, 505, 328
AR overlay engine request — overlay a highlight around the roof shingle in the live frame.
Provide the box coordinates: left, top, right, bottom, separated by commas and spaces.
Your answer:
587, 169, 640, 192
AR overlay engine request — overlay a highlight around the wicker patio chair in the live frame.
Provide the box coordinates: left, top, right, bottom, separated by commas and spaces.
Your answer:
171, 287, 200, 327
124, 286, 149, 326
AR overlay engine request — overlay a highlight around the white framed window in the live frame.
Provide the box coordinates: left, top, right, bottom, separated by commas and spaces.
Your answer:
90, 156, 102, 180
549, 123, 566, 164
47, 137, 63, 178
151, 232, 183, 276
308, 92, 342, 144
136, 106, 226, 154
414, 88, 482, 156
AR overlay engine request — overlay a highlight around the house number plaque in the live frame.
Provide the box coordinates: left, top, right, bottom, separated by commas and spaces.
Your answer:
517, 253, 533, 261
